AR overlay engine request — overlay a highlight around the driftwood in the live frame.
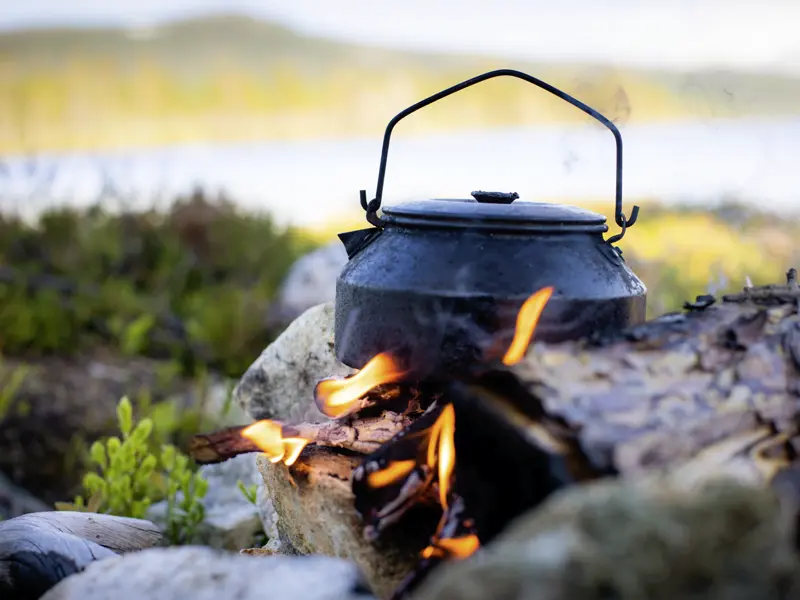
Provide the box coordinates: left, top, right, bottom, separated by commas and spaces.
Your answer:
0, 511, 161, 600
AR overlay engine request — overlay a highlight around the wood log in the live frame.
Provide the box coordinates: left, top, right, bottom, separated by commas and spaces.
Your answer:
505, 271, 800, 479
441, 269, 800, 549
0, 511, 161, 600
190, 411, 416, 464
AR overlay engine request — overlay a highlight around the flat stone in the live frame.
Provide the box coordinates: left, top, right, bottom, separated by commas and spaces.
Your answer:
235, 302, 354, 423
41, 546, 375, 600
257, 449, 428, 600
414, 473, 800, 600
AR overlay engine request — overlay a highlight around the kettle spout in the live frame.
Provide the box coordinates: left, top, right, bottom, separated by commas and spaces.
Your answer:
338, 227, 382, 260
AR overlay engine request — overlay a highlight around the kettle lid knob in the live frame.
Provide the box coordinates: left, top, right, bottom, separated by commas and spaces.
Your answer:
471, 191, 519, 205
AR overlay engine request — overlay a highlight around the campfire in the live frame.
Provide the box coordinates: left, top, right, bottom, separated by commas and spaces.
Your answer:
188, 65, 800, 600
190, 286, 556, 597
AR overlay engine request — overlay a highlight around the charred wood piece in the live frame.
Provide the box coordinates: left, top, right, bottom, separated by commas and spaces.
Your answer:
314, 382, 441, 421
390, 495, 478, 600
446, 372, 594, 545
352, 404, 443, 540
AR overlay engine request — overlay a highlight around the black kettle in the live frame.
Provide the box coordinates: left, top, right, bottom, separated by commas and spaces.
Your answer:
335, 69, 647, 378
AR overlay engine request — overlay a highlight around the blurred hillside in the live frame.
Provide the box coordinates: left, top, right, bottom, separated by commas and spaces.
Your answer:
2, 14, 800, 154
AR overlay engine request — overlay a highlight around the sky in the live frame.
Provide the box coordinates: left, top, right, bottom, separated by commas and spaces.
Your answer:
1, 0, 799, 74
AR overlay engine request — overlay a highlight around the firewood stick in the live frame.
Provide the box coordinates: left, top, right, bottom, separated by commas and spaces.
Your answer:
190, 411, 415, 464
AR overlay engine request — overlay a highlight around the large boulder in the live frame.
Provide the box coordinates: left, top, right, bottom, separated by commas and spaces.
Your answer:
41, 546, 375, 600
267, 241, 348, 330
235, 302, 354, 423
255, 450, 428, 599
414, 473, 800, 600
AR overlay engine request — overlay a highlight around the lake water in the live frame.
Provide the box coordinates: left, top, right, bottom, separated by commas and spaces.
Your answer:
0, 116, 798, 226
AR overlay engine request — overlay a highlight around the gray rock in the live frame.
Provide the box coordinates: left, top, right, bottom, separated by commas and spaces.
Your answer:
147, 454, 263, 550
254, 475, 297, 555
41, 546, 375, 600
267, 241, 348, 330
0, 471, 50, 519
1, 511, 161, 600
414, 474, 800, 600
235, 302, 354, 423
256, 451, 424, 599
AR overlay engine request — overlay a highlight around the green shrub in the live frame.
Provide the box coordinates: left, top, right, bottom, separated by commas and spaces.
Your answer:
0, 193, 318, 378
58, 396, 209, 545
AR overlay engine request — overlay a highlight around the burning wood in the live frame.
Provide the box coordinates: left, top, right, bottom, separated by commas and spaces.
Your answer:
345, 274, 800, 596
315, 352, 409, 418
191, 363, 436, 466
394, 495, 480, 599
191, 285, 557, 597
190, 411, 416, 465
351, 406, 442, 540
194, 271, 800, 600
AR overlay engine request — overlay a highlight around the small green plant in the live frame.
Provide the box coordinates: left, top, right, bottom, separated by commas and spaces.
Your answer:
58, 396, 209, 545
161, 444, 209, 546
237, 480, 258, 505
119, 313, 157, 356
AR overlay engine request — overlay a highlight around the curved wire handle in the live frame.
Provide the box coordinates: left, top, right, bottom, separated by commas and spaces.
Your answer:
360, 68, 639, 241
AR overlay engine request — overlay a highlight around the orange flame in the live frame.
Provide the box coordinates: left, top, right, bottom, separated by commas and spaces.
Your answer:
427, 404, 456, 509
366, 459, 417, 488
421, 534, 481, 560
420, 404, 481, 562
315, 352, 408, 418
241, 420, 310, 467
502, 287, 554, 366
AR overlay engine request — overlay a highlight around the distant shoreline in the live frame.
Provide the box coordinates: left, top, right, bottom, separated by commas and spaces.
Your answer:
2, 15, 800, 156
1, 117, 799, 229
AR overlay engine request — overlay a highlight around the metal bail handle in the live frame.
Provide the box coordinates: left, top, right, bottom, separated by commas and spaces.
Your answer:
359, 68, 640, 242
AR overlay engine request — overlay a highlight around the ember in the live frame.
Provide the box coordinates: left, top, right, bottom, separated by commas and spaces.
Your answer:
421, 535, 480, 560
367, 460, 417, 488
315, 352, 409, 418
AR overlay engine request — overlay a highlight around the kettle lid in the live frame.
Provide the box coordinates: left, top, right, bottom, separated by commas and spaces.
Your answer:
381, 192, 608, 233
